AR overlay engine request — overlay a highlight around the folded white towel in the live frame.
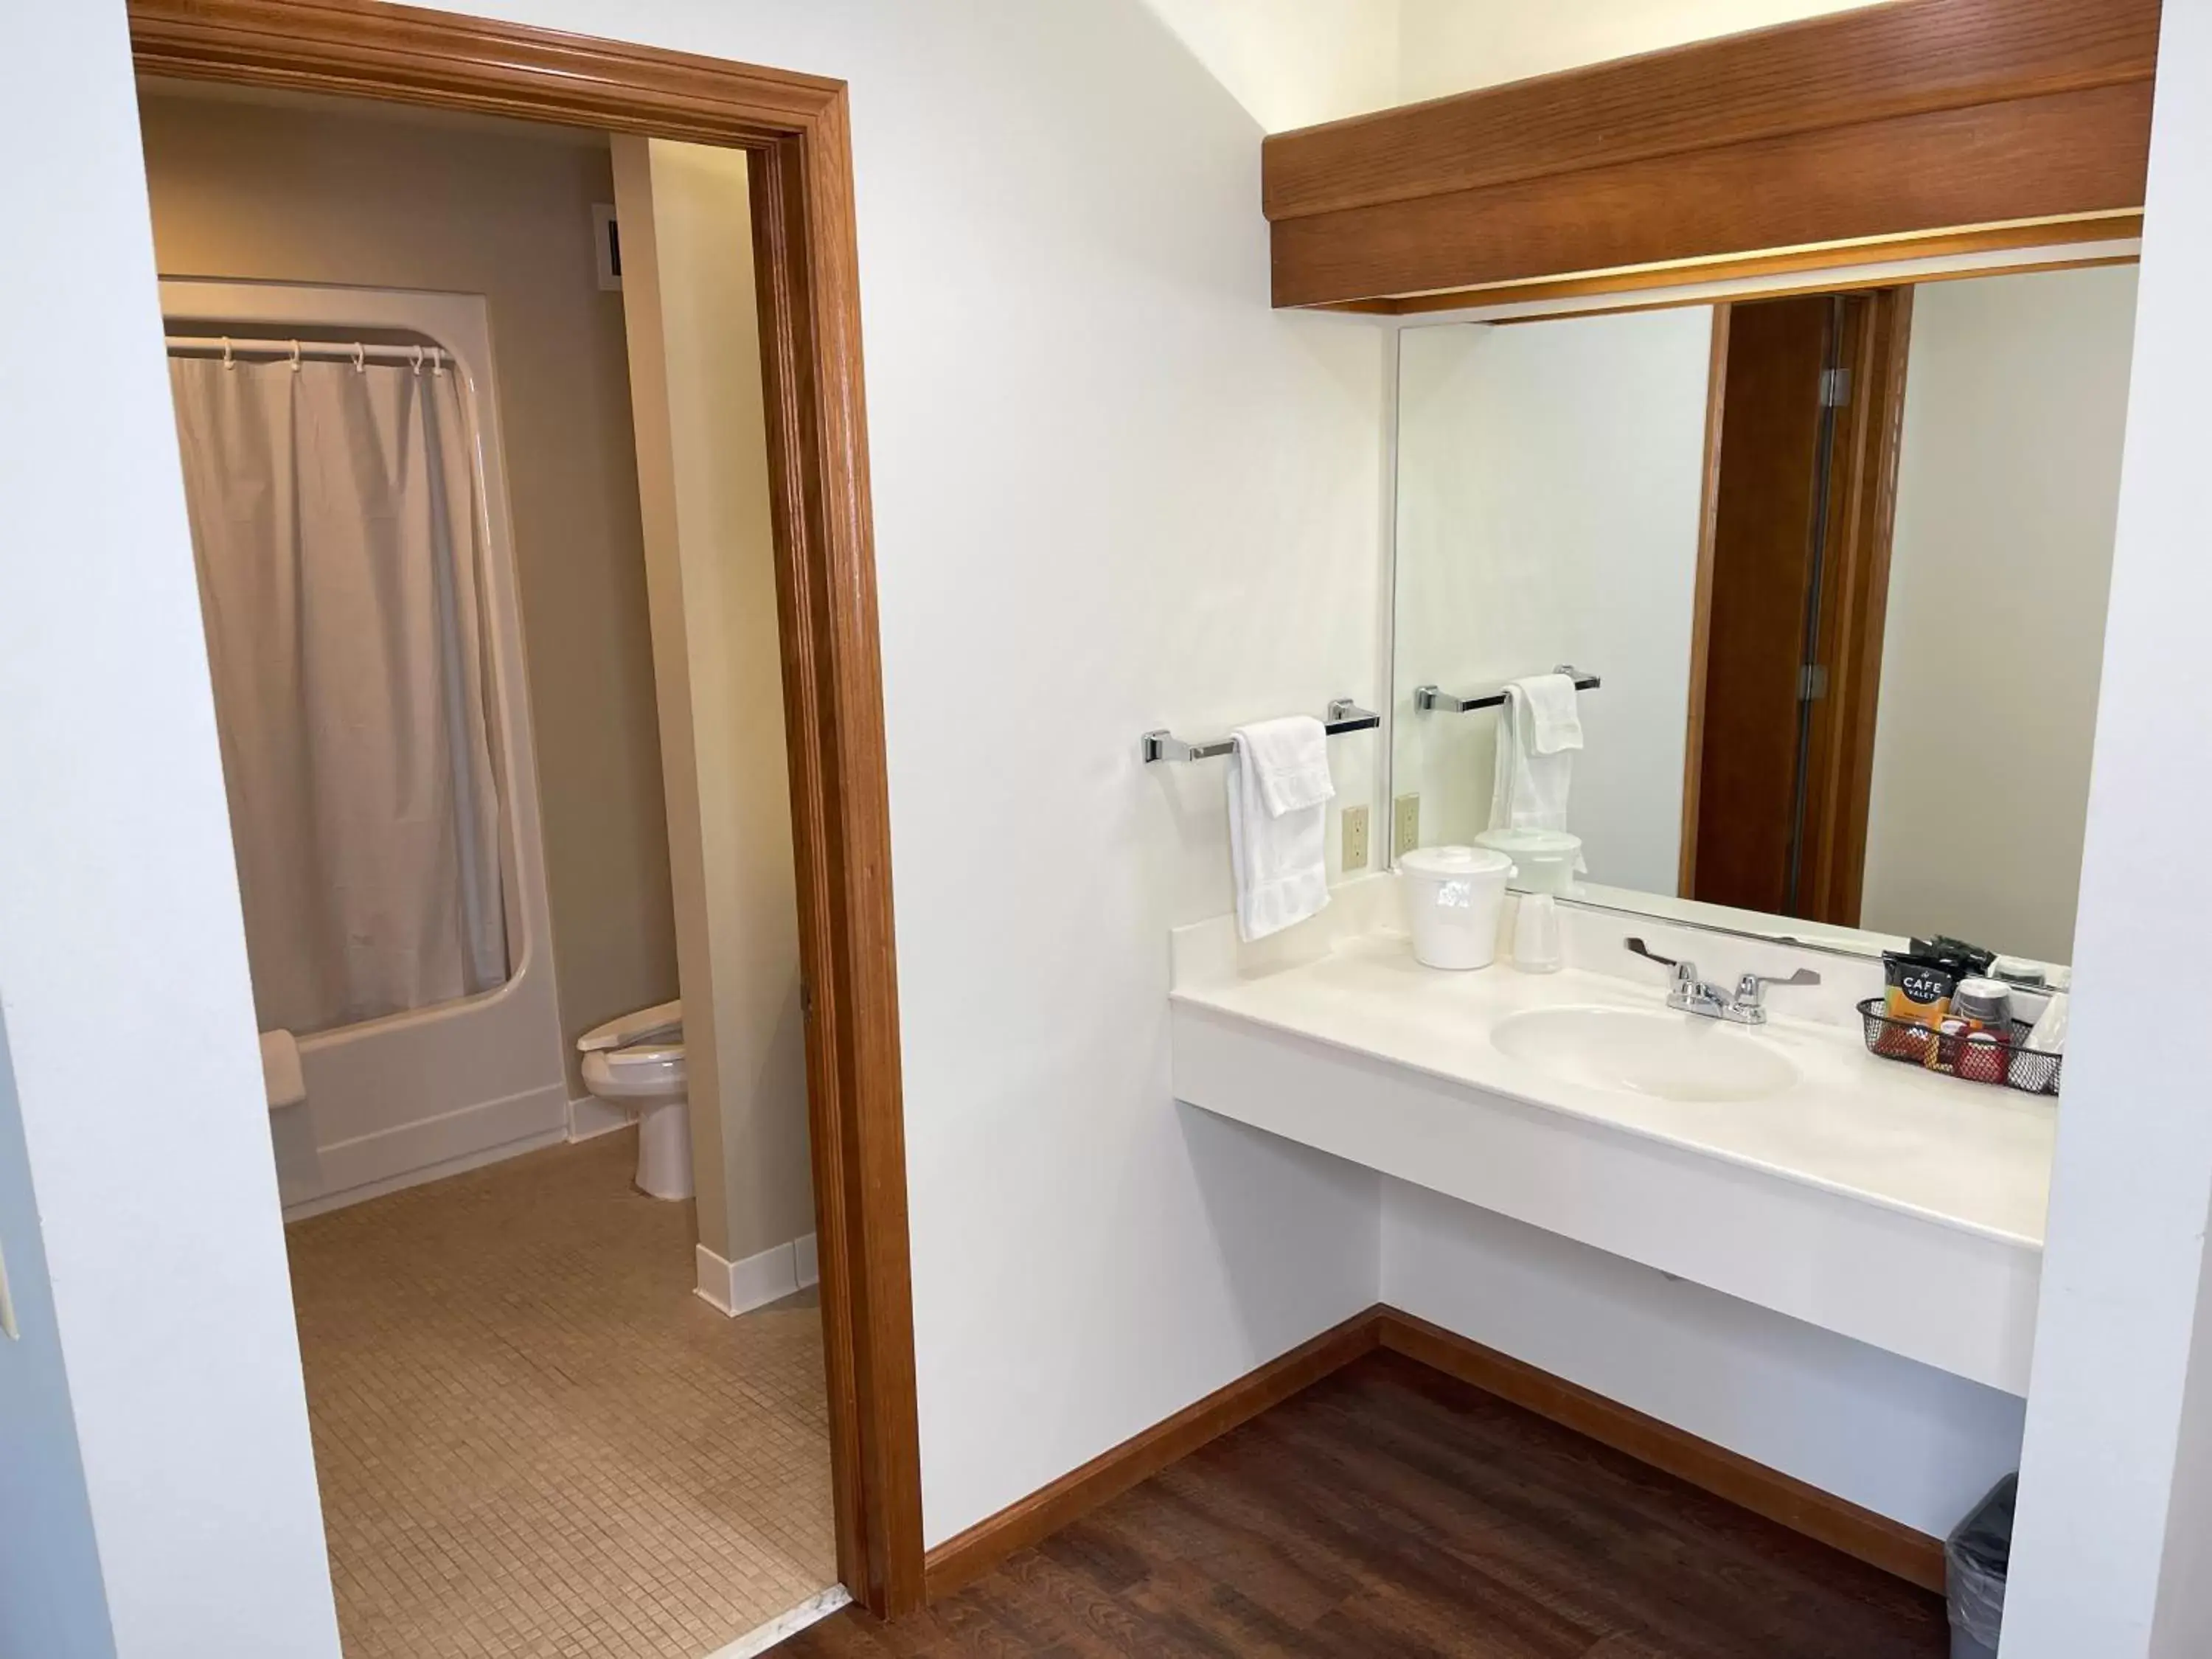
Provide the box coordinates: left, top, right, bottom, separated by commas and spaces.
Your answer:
1517, 672, 1584, 756
1239, 712, 1336, 817
1489, 678, 1579, 844
1228, 715, 1334, 942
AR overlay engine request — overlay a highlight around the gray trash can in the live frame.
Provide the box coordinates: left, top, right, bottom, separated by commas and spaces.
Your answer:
1946, 1474, 2017, 1659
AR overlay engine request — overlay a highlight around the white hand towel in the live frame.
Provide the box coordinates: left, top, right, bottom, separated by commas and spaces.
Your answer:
1488, 679, 1579, 841
1517, 672, 1584, 756
1228, 714, 1334, 942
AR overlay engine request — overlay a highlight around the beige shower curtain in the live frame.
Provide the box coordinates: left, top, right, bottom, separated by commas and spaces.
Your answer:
170, 353, 509, 1036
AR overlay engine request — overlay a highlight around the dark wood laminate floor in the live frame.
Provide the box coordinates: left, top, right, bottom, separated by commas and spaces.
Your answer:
776, 1350, 1947, 1658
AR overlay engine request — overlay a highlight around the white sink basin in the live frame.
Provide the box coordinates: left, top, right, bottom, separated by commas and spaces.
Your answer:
1491, 1006, 1800, 1103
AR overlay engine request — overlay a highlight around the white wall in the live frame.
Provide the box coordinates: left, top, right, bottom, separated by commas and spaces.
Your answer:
1385, 1181, 2027, 1537
1396, 0, 1885, 106
1138, 0, 1888, 132
2005, 1, 2212, 1649
1862, 265, 2138, 964
0, 1028, 116, 1659
0, 5, 341, 1655
1391, 310, 1713, 891
1136, 0, 1400, 131
51, 0, 1391, 1560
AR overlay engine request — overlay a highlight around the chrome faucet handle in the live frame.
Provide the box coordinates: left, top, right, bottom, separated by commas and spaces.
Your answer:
1731, 967, 1821, 1023
1625, 938, 1693, 978
1736, 967, 1821, 1001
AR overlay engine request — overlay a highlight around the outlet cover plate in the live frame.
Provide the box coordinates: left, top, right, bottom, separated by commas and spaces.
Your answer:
1394, 793, 1422, 859
1342, 805, 1370, 871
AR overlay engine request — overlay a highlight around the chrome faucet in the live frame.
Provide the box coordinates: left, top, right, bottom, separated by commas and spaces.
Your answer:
1624, 938, 1820, 1026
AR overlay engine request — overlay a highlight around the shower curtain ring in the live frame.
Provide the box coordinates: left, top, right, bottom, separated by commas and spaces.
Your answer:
411, 344, 425, 376
353, 342, 366, 374
289, 339, 302, 373
221, 335, 234, 369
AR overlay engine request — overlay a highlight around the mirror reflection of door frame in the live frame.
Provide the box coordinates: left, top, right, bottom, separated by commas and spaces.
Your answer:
1678, 285, 1915, 928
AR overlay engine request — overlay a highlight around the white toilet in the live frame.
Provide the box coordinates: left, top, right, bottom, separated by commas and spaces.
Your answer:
577, 999, 694, 1200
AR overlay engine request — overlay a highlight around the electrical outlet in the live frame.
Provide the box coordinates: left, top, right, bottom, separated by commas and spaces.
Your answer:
1394, 793, 1422, 858
1341, 805, 1370, 871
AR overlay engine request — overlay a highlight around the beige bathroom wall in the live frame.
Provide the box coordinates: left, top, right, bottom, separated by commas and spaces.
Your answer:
608, 138, 813, 1267
136, 87, 679, 1099
1861, 264, 2139, 964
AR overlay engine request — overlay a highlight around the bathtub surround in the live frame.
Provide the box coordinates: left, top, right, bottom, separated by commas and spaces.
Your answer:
611, 137, 815, 1275
138, 89, 681, 1103
162, 279, 572, 1220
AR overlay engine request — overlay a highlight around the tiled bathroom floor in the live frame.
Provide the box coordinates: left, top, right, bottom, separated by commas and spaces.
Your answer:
285, 1130, 836, 1659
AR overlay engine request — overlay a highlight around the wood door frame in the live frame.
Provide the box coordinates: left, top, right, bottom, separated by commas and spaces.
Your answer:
1677, 305, 1733, 900
128, 0, 926, 1619
1798, 288, 1916, 925
1677, 286, 1914, 925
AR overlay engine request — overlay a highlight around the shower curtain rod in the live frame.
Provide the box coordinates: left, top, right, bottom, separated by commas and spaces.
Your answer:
165, 334, 453, 369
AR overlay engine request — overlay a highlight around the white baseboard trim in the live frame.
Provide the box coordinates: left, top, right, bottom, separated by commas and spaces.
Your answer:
700, 1585, 850, 1658
567, 1093, 631, 1142
695, 1231, 821, 1317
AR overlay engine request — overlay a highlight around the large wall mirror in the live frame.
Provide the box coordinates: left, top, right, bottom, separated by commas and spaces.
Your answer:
1389, 259, 2140, 971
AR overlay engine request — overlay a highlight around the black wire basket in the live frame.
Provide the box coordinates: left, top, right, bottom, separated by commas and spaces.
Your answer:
1856, 998, 2062, 1097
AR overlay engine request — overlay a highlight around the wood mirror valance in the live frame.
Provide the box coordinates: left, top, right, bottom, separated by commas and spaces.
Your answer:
1262, 0, 2160, 312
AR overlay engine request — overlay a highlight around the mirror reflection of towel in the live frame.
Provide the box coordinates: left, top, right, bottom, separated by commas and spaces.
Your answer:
1489, 675, 1582, 846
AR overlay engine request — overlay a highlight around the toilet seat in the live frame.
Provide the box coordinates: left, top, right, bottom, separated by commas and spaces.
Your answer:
580, 1040, 685, 1102
577, 1000, 692, 1200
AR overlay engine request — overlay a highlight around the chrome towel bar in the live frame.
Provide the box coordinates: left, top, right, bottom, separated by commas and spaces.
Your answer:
1413, 665, 1600, 714
1141, 698, 1380, 764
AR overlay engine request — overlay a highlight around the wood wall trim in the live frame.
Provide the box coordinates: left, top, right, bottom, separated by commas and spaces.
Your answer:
1375, 1310, 1950, 1593
1266, 0, 2157, 221
1801, 286, 1917, 928
130, 0, 837, 140
1358, 215, 2142, 318
922, 1309, 1388, 1601
127, 0, 926, 1619
1263, 0, 2159, 309
925, 1305, 1949, 1608
1274, 82, 2152, 308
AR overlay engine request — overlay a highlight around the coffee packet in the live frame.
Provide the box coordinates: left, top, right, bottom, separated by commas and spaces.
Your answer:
1882, 952, 1960, 1029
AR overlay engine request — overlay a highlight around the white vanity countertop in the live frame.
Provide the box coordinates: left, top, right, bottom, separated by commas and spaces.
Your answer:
1171, 894, 2056, 1251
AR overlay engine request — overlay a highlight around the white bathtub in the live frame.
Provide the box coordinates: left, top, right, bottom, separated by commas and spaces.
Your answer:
164, 279, 571, 1218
